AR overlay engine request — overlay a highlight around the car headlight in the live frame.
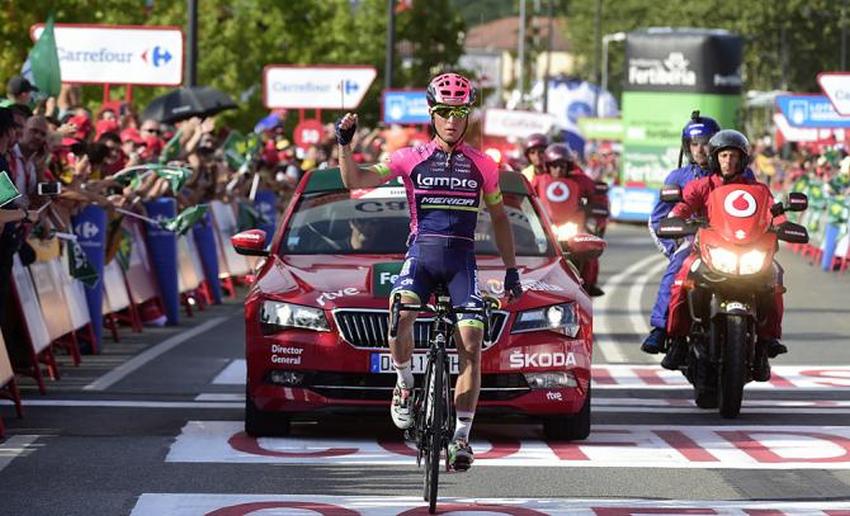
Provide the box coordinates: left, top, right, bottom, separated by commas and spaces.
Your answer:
738, 249, 767, 275
260, 300, 330, 333
707, 246, 738, 274
511, 303, 580, 337
553, 222, 579, 241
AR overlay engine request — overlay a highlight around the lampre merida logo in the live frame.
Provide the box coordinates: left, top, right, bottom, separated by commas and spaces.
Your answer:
628, 52, 697, 87
416, 175, 479, 190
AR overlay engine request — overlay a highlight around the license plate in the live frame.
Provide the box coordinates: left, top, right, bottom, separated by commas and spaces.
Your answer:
370, 352, 460, 375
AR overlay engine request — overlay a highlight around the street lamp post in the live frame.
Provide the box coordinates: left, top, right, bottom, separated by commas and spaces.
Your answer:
601, 31, 626, 112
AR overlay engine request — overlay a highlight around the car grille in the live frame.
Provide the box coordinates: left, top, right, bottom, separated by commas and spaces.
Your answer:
299, 371, 530, 401
332, 309, 508, 350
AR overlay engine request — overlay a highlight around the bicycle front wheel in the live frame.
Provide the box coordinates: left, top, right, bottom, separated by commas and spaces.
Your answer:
423, 351, 444, 513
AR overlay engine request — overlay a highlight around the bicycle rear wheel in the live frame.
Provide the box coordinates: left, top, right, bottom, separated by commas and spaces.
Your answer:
423, 351, 444, 513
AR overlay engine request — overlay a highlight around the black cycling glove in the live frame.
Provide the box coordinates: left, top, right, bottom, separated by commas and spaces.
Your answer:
504, 267, 522, 300
335, 117, 356, 146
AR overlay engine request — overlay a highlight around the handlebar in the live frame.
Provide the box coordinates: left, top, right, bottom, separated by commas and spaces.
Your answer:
388, 292, 499, 340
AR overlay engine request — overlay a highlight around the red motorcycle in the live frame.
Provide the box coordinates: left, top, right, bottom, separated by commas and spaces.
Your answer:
534, 174, 609, 294
657, 184, 808, 418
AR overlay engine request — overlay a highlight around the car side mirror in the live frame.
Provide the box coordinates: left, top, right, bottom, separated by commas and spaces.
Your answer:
775, 221, 809, 244
564, 233, 606, 260
232, 229, 269, 256
657, 217, 698, 238
786, 192, 808, 212
660, 184, 683, 203
594, 181, 609, 195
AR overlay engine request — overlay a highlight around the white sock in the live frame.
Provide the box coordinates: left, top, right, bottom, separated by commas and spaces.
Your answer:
453, 411, 474, 442
393, 360, 414, 389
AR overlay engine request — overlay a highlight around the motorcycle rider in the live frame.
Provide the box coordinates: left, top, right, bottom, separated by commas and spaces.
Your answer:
336, 72, 522, 471
520, 133, 549, 184
643, 112, 741, 360
664, 129, 787, 378
535, 142, 604, 297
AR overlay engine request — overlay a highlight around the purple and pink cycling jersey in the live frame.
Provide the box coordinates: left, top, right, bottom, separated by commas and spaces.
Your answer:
374, 141, 503, 243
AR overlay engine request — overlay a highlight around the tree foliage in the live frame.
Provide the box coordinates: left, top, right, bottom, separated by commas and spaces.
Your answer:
0, 0, 467, 130
565, 0, 847, 99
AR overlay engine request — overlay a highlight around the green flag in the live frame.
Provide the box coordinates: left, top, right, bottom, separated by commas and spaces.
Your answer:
237, 200, 269, 232
25, 14, 62, 97
158, 128, 183, 164
222, 130, 246, 170
161, 204, 208, 236
0, 171, 21, 207
115, 228, 133, 271
155, 166, 193, 194
68, 240, 99, 288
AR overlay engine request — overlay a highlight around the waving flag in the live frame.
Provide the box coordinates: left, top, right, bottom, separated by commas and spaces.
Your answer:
0, 171, 21, 207
22, 14, 61, 97
155, 166, 193, 194
68, 240, 99, 288
161, 204, 208, 235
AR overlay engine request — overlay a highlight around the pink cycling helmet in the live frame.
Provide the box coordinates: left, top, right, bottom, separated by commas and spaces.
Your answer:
426, 72, 477, 107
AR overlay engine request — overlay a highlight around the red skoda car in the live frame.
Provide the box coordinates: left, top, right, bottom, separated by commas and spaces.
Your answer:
232, 169, 604, 440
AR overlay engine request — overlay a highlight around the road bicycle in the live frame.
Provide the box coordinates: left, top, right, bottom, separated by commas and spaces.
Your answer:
389, 286, 495, 513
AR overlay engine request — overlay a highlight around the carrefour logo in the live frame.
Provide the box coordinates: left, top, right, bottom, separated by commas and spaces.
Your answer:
141, 46, 173, 67
74, 221, 100, 239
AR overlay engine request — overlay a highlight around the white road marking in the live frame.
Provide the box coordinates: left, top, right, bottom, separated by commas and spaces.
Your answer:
195, 393, 245, 401
130, 494, 850, 516
84, 316, 230, 391
595, 253, 665, 363
0, 435, 40, 474
167, 420, 850, 469
627, 257, 669, 337
211, 359, 245, 385
0, 399, 241, 409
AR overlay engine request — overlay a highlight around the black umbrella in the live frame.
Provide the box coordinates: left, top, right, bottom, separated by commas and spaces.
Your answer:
142, 85, 237, 124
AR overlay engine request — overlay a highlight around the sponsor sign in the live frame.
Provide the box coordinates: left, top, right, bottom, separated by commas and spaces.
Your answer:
577, 117, 624, 140
608, 186, 659, 222
484, 108, 556, 139
818, 72, 850, 115
381, 89, 429, 125
371, 262, 404, 298
131, 494, 850, 516
723, 190, 758, 218
31, 23, 183, 86
775, 94, 850, 128
168, 420, 850, 469
624, 29, 743, 94
263, 65, 377, 109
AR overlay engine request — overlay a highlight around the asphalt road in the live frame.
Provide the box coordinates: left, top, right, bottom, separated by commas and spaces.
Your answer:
2, 223, 850, 515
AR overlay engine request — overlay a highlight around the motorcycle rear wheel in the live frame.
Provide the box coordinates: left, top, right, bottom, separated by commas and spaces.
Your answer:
718, 315, 747, 419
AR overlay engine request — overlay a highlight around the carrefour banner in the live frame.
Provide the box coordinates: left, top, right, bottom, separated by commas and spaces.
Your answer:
620, 29, 743, 195
624, 29, 743, 94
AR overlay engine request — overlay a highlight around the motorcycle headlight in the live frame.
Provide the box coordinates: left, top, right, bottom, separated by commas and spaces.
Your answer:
553, 222, 579, 241
260, 300, 330, 333
738, 249, 767, 275
707, 246, 738, 274
512, 303, 580, 337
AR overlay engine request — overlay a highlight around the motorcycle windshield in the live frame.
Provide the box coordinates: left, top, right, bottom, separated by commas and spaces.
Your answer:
706, 184, 774, 244
534, 175, 583, 224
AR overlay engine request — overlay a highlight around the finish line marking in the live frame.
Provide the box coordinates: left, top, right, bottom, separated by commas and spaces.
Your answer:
130, 493, 850, 515
167, 421, 850, 470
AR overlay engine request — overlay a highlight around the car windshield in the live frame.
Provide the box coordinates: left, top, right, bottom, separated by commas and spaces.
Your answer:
279, 188, 554, 256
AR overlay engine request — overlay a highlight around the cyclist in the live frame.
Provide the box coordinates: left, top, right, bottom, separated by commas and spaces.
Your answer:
643, 112, 724, 362
520, 133, 548, 184
336, 72, 522, 472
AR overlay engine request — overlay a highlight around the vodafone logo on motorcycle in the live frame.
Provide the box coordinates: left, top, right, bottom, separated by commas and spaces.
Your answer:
723, 190, 758, 218
546, 181, 571, 203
